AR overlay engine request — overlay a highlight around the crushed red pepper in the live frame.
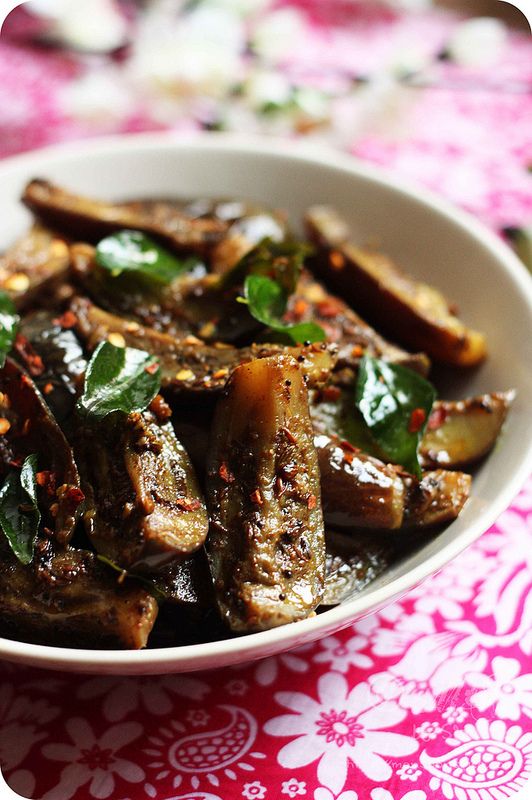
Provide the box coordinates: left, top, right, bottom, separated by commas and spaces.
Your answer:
53, 310, 77, 329
219, 462, 235, 483
13, 334, 45, 377
408, 407, 426, 433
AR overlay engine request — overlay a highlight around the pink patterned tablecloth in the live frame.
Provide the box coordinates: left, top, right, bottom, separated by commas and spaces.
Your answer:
0, 3, 531, 800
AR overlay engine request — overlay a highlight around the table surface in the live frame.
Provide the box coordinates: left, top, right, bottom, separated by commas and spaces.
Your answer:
0, 3, 531, 800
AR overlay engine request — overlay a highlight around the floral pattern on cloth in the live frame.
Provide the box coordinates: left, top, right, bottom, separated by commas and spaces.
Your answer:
0, 2, 531, 800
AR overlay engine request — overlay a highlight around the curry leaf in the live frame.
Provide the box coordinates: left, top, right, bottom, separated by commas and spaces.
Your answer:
355, 356, 436, 478
0, 292, 19, 368
0, 454, 40, 564
95, 230, 201, 285
77, 341, 161, 421
242, 274, 325, 345
221, 238, 313, 294
97, 554, 167, 602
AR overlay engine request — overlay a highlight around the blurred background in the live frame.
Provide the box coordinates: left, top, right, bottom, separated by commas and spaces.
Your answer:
0, 0, 531, 234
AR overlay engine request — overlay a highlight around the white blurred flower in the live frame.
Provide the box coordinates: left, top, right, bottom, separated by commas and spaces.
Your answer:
28, 0, 128, 53
203, 0, 270, 16
129, 5, 245, 103
61, 68, 134, 123
384, 0, 433, 10
446, 17, 507, 67
244, 70, 292, 111
251, 8, 308, 64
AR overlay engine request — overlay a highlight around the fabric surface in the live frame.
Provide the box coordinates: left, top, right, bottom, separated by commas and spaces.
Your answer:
0, 2, 531, 799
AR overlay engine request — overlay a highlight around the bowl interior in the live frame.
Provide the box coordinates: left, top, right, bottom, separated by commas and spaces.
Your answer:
0, 134, 530, 674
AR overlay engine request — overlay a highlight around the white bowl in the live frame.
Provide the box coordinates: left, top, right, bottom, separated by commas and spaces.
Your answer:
0, 133, 531, 675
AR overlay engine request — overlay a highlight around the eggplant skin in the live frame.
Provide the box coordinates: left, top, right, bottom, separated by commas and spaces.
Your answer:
0, 224, 70, 311
420, 392, 514, 469
76, 405, 209, 572
305, 205, 486, 367
405, 469, 471, 528
0, 358, 83, 545
0, 539, 158, 649
315, 434, 405, 530
323, 530, 393, 606
22, 179, 228, 258
206, 355, 325, 632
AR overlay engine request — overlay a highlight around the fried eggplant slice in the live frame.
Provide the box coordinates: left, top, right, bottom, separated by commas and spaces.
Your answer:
0, 358, 83, 544
0, 224, 70, 310
206, 355, 325, 632
305, 206, 486, 367
71, 296, 336, 396
323, 530, 394, 606
291, 270, 430, 376
77, 402, 209, 571
420, 392, 514, 469
148, 548, 214, 608
405, 469, 471, 528
315, 434, 406, 530
15, 311, 86, 423
0, 540, 158, 648
23, 179, 228, 258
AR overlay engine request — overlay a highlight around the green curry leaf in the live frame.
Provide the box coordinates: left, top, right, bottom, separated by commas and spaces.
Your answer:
0, 454, 40, 564
242, 274, 325, 345
0, 292, 19, 368
95, 230, 201, 285
77, 341, 161, 421
220, 238, 313, 294
355, 356, 436, 477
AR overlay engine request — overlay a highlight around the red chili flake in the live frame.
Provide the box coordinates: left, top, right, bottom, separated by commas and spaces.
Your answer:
36, 470, 57, 497
340, 439, 357, 453
43, 382, 54, 395
317, 299, 343, 319
53, 310, 77, 329
307, 494, 317, 509
281, 426, 297, 444
351, 345, 364, 359
144, 362, 159, 375
0, 418, 10, 435
343, 451, 355, 465
65, 487, 85, 509
329, 250, 345, 270
250, 489, 263, 505
8, 457, 22, 468
408, 407, 426, 433
13, 334, 45, 377
321, 385, 341, 402
428, 406, 447, 430
149, 394, 172, 421
176, 497, 202, 512
292, 298, 309, 320
219, 462, 235, 483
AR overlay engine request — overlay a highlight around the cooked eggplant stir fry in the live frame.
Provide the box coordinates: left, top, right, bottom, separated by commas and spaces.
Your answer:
0, 181, 513, 649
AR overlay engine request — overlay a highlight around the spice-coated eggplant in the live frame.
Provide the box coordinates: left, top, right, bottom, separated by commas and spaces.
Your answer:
305, 205, 487, 367
421, 392, 514, 469
405, 469, 471, 528
23, 180, 229, 259
323, 530, 394, 606
15, 311, 87, 423
148, 547, 215, 608
71, 296, 337, 396
0, 358, 83, 544
290, 270, 430, 376
0, 224, 71, 311
76, 401, 209, 572
315, 434, 406, 530
206, 355, 325, 632
0, 538, 158, 648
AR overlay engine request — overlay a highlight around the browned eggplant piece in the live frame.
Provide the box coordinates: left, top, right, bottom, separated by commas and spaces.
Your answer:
76, 402, 209, 572
305, 206, 486, 367
15, 311, 87, 423
405, 469, 471, 528
148, 548, 215, 607
71, 296, 337, 396
315, 432, 470, 531
0, 224, 71, 310
323, 530, 394, 606
0, 539, 158, 648
420, 392, 514, 469
315, 434, 406, 530
290, 270, 430, 377
206, 355, 325, 632
0, 358, 83, 544
23, 180, 229, 258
